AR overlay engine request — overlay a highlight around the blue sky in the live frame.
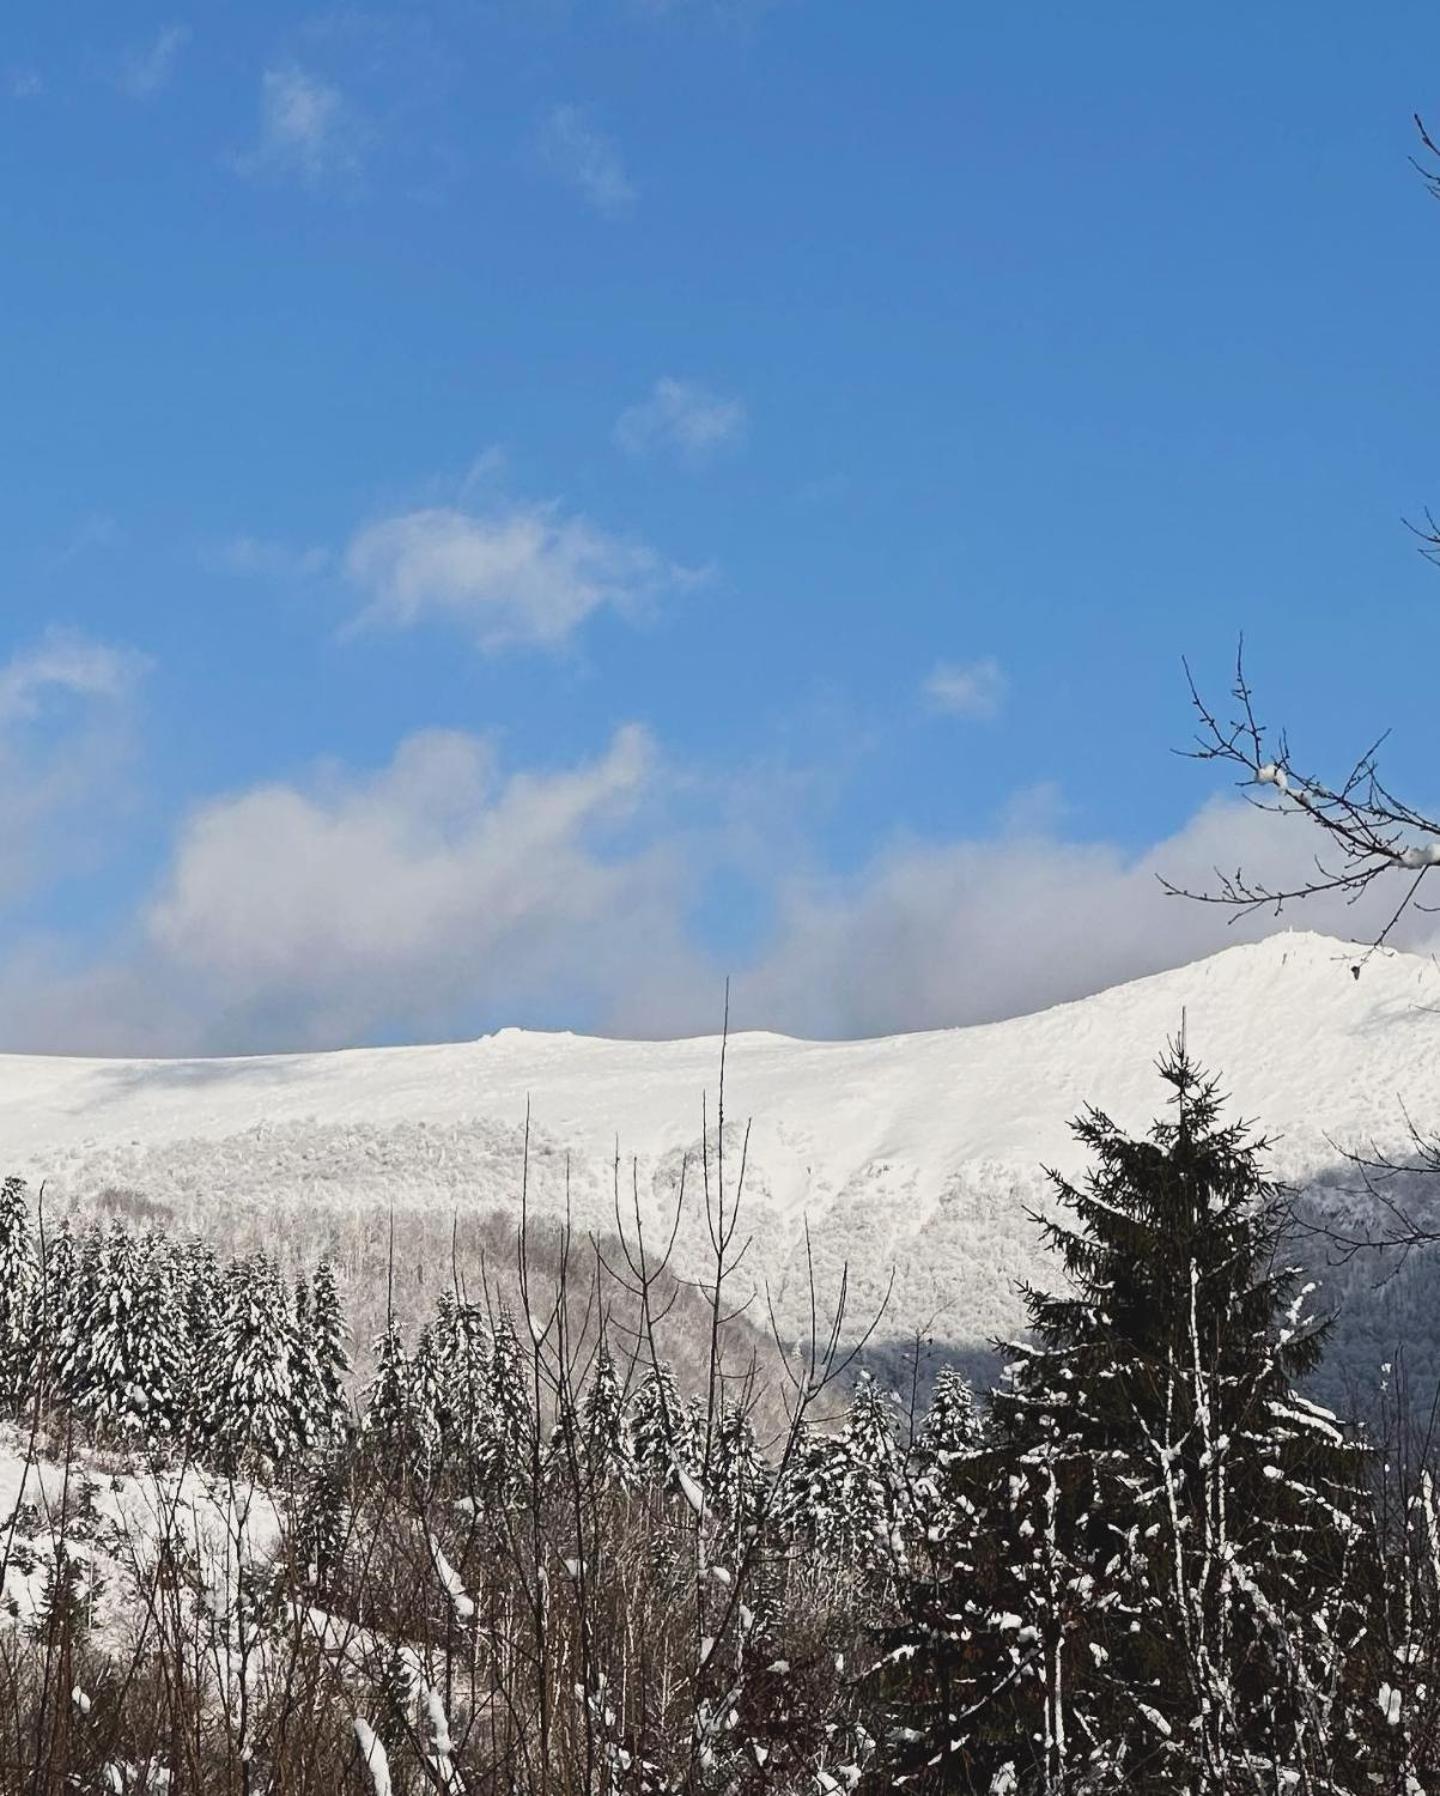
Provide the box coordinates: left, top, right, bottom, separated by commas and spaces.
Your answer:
2, 2, 1438, 1053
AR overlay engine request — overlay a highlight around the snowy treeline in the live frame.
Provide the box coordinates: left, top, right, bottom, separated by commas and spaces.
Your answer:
5, 1050, 1440, 1790
0, 1178, 350, 1467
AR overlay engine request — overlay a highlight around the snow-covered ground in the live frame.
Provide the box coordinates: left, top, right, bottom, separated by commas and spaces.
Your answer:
0, 1424, 279, 1646
3, 930, 1438, 1376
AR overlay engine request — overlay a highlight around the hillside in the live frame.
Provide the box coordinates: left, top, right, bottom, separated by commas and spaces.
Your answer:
4, 929, 1439, 1390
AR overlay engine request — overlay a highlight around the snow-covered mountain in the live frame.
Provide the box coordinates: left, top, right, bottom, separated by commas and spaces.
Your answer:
5, 929, 1440, 1389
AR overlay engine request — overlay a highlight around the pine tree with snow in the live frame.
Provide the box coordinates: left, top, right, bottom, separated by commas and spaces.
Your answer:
831, 1372, 908, 1577
478, 1309, 535, 1501
54, 1222, 103, 1412
911, 1366, 981, 1558
124, 1230, 184, 1445
35, 1214, 77, 1402
294, 1451, 349, 1597
363, 1318, 419, 1464
411, 1323, 448, 1472
203, 1252, 301, 1471
307, 1259, 350, 1447
883, 1045, 1367, 1793
915, 1367, 980, 1470
177, 1236, 222, 1446
710, 1399, 769, 1543
65, 1223, 146, 1439
0, 1176, 37, 1411
579, 1341, 636, 1490
629, 1361, 697, 1495
432, 1292, 489, 1470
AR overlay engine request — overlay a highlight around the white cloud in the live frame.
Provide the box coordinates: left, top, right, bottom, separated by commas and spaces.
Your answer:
6, 69, 44, 100
537, 104, 635, 217
923, 658, 1006, 721
139, 724, 699, 1048
0, 630, 147, 909
344, 502, 689, 652
722, 795, 1436, 1041
117, 24, 189, 99
614, 378, 747, 464
2, 649, 1436, 1056
0, 629, 143, 724
236, 64, 356, 188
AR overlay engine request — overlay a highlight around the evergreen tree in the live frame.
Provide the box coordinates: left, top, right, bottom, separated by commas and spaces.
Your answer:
35, 1215, 77, 1403
915, 1367, 980, 1471
0, 1177, 36, 1410
579, 1342, 636, 1490
54, 1223, 103, 1412
204, 1252, 300, 1470
66, 1223, 145, 1438
125, 1230, 183, 1445
479, 1309, 535, 1501
411, 1323, 447, 1471
711, 1399, 769, 1543
630, 1362, 696, 1495
178, 1237, 222, 1446
363, 1319, 419, 1461
911, 1367, 981, 1556
308, 1259, 350, 1447
432, 1292, 489, 1469
832, 1372, 908, 1576
884, 1046, 1365, 1793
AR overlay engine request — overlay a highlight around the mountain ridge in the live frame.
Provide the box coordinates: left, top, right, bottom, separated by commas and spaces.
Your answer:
4, 929, 1438, 1384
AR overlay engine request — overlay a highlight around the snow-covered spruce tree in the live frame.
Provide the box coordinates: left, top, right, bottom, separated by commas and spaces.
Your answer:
410, 1323, 447, 1472
124, 1229, 184, 1445
579, 1340, 637, 1490
477, 1307, 536, 1501
0, 1176, 37, 1410
710, 1397, 770, 1544
35, 1214, 78, 1405
910, 1367, 982, 1564
630, 1360, 698, 1495
307, 1259, 351, 1448
881, 1046, 1366, 1795
359, 1314, 414, 1465
431, 1291, 489, 1471
203, 1251, 302, 1471
774, 1376, 909, 1580
915, 1369, 981, 1472
835, 1372, 910, 1579
64, 1222, 146, 1440
53, 1221, 102, 1412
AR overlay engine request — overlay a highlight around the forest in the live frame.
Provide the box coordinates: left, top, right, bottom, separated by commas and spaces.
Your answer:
0, 1045, 1435, 1793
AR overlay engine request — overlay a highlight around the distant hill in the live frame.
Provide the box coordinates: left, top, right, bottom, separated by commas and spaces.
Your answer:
4, 929, 1440, 1404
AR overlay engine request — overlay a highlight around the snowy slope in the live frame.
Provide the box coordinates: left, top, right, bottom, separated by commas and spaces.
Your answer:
3, 930, 1439, 1371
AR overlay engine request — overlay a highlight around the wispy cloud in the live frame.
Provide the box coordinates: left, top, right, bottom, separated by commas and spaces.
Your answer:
923, 657, 1007, 722
6, 69, 44, 100
0, 629, 147, 911
235, 64, 358, 189
0, 630, 144, 724
614, 377, 747, 464
345, 501, 693, 652
117, 24, 190, 100
537, 104, 635, 217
